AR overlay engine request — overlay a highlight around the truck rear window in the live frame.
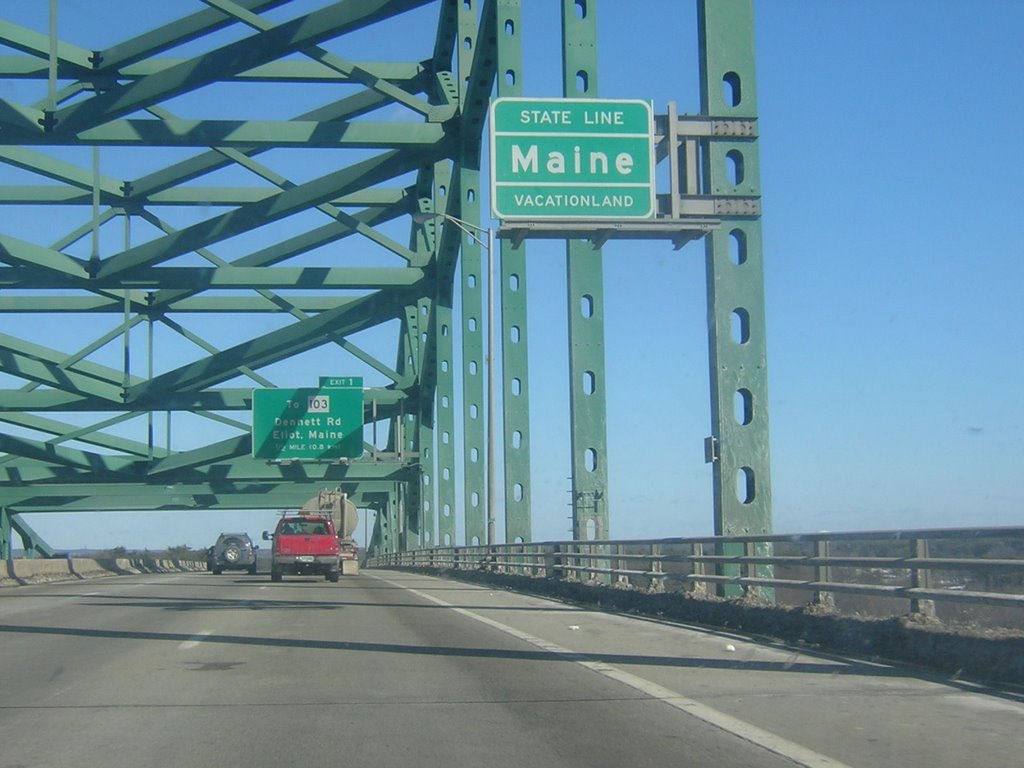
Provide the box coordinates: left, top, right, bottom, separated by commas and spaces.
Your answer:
278, 520, 330, 536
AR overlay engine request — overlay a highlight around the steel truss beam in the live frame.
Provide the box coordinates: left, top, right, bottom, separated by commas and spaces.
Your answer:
0, 0, 482, 556
0, 1, 772, 566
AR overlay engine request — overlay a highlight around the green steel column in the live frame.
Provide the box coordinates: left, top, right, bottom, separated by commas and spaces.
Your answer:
367, 501, 388, 559
435, 298, 459, 548
459, 0, 486, 546
434, 164, 459, 548
367, 507, 382, 559
698, 0, 773, 597
561, 0, 611, 544
400, 303, 422, 550
383, 488, 400, 555
417, 297, 437, 547
496, 0, 532, 544
1, 507, 12, 561
396, 479, 409, 552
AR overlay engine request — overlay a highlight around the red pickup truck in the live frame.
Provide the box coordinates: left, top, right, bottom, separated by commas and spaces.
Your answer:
264, 514, 341, 582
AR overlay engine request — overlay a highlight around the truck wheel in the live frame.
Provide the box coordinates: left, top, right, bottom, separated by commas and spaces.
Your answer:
326, 571, 340, 583
271, 568, 282, 582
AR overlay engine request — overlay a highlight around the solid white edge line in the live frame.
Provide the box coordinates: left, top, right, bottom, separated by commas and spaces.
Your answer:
371, 573, 852, 768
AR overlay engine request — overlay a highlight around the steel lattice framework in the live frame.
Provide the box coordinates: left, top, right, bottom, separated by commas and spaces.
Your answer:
0, 0, 771, 570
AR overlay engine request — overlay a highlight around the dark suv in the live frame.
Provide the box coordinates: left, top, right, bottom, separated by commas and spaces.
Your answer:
207, 533, 258, 575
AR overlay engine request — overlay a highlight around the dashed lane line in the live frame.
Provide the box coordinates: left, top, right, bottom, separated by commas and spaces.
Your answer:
177, 630, 212, 650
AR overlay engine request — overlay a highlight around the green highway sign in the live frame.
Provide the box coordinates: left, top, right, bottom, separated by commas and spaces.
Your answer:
252, 387, 363, 461
489, 97, 655, 220
320, 376, 362, 389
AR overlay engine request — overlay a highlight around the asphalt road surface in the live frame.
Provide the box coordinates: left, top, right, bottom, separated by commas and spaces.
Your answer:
1, 569, 1020, 767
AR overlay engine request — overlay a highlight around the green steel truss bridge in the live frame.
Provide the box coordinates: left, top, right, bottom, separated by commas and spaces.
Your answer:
0, 0, 770, 562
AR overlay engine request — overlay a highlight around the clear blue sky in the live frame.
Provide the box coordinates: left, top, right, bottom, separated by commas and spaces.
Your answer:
4, 1, 1022, 550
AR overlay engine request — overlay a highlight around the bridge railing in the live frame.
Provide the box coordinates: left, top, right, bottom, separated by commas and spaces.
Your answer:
366, 526, 1024, 626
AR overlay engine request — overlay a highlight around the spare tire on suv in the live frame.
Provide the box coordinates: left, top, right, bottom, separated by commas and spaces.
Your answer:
209, 533, 258, 575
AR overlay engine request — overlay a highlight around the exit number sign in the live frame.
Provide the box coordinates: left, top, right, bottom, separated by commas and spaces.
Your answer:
489, 97, 655, 220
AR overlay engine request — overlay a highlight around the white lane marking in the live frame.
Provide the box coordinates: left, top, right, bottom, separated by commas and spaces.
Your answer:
372, 574, 852, 768
177, 630, 212, 650
943, 694, 1024, 716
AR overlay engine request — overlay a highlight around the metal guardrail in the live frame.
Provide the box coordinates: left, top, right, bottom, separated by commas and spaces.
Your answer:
366, 526, 1024, 621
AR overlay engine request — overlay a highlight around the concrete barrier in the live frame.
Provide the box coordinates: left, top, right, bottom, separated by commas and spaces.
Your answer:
69, 558, 115, 579
0, 560, 18, 587
0, 557, 205, 587
10, 557, 72, 584
114, 558, 141, 574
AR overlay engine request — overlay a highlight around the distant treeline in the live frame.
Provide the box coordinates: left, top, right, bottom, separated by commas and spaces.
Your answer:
91, 544, 203, 560
773, 536, 1024, 590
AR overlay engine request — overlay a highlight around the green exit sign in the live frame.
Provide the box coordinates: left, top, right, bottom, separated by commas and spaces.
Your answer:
489, 97, 655, 220
252, 387, 363, 461
319, 376, 362, 389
